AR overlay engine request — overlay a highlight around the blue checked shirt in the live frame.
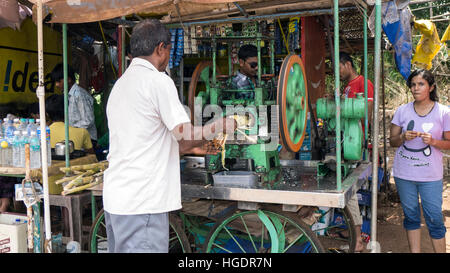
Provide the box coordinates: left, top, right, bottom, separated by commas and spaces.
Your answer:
68, 83, 97, 140
230, 71, 256, 99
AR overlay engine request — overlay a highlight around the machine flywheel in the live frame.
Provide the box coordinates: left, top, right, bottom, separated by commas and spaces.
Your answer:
277, 54, 309, 153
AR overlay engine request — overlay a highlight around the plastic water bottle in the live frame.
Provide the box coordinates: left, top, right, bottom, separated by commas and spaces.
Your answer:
13, 118, 20, 129
12, 131, 21, 167
2, 118, 8, 136
29, 131, 41, 169
19, 118, 28, 132
3, 120, 15, 167
37, 124, 51, 167
27, 119, 36, 137
19, 130, 29, 168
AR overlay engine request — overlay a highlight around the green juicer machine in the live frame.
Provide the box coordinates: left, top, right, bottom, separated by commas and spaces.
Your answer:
187, 35, 366, 188
188, 34, 309, 188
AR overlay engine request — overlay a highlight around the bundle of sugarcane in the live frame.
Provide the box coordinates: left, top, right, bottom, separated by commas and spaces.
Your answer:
55, 161, 107, 196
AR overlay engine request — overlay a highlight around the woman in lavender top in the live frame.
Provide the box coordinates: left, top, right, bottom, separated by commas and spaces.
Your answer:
390, 69, 450, 253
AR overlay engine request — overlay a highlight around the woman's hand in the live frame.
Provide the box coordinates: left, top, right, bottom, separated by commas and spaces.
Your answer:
419, 132, 435, 146
403, 130, 420, 141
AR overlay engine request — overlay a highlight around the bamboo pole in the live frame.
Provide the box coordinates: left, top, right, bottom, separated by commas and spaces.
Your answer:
36, 0, 52, 253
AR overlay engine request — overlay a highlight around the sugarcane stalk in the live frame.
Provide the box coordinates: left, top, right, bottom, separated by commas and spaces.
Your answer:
62, 180, 100, 196
64, 176, 94, 191
59, 162, 108, 173
55, 174, 79, 185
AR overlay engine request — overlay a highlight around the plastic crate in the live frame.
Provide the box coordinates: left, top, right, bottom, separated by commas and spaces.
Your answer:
368, 167, 385, 191
357, 190, 371, 206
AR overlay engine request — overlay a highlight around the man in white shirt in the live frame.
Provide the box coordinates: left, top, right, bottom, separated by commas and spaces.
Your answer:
103, 19, 236, 253
51, 63, 97, 142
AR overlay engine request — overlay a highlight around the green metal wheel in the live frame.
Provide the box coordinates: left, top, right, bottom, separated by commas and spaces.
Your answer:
277, 55, 309, 153
201, 208, 325, 253
89, 209, 107, 253
312, 207, 357, 253
88, 209, 192, 253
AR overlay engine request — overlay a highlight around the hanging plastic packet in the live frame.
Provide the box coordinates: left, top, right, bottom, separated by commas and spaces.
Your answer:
14, 181, 43, 208
412, 19, 443, 70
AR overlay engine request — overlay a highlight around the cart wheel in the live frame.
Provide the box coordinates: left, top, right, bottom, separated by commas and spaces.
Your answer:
88, 209, 192, 253
202, 209, 325, 253
313, 207, 357, 253
89, 209, 107, 253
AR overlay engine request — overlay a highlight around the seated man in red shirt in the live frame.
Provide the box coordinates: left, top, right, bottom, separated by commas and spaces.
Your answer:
339, 52, 374, 252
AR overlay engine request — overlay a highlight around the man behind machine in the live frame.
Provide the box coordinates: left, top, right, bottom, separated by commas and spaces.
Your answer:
339, 52, 374, 252
230, 44, 259, 99
103, 19, 236, 253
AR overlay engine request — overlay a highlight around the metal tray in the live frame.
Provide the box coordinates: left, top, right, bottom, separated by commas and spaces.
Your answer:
213, 171, 258, 189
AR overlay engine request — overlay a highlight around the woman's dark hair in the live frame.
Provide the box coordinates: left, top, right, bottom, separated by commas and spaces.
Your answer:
406, 69, 438, 102
130, 19, 171, 58
238, 44, 258, 61
45, 94, 65, 121
51, 63, 76, 82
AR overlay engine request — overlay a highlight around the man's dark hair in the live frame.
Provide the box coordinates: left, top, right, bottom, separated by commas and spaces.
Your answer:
339, 52, 354, 68
51, 63, 76, 82
407, 69, 438, 102
130, 19, 171, 58
27, 102, 40, 117
45, 94, 65, 121
238, 44, 258, 61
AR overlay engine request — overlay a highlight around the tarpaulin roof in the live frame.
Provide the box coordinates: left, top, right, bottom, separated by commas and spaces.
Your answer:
29, 0, 368, 24
0, 0, 32, 29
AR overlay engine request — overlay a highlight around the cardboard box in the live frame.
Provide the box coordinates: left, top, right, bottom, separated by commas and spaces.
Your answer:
311, 207, 333, 236
0, 213, 28, 253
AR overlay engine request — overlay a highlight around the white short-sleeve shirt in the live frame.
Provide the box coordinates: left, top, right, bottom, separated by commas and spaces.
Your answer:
103, 58, 190, 215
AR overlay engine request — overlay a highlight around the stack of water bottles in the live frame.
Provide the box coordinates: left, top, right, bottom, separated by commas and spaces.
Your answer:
0, 117, 51, 169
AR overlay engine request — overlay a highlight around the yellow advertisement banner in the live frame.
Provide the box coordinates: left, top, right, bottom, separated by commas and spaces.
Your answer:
0, 18, 63, 107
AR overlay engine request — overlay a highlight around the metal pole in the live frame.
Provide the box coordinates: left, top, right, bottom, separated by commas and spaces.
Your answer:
212, 37, 216, 87
36, 0, 52, 253
63, 24, 70, 171
363, 9, 369, 161
257, 33, 262, 87
381, 46, 389, 192
121, 16, 126, 75
165, 7, 356, 28
370, 0, 382, 253
333, 0, 342, 191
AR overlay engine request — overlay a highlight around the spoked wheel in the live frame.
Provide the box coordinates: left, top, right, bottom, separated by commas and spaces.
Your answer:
187, 61, 221, 123
88, 209, 192, 253
313, 207, 357, 253
89, 209, 107, 253
202, 208, 325, 253
277, 54, 309, 153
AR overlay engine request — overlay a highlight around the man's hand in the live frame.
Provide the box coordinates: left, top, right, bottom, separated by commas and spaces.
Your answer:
185, 141, 222, 156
